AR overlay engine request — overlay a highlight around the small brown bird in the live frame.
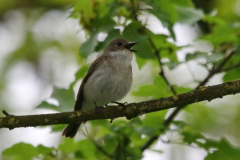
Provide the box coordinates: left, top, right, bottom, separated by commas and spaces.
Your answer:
62, 38, 137, 138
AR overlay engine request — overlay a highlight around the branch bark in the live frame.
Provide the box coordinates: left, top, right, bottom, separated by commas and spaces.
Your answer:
141, 49, 237, 151
1, 80, 240, 129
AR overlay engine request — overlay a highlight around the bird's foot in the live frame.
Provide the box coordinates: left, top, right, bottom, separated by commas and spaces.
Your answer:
112, 101, 128, 106
112, 101, 128, 110
94, 101, 104, 111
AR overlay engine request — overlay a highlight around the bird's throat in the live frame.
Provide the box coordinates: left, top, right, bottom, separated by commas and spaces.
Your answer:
110, 50, 133, 66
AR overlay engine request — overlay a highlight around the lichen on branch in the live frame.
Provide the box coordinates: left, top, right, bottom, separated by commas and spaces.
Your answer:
0, 80, 240, 129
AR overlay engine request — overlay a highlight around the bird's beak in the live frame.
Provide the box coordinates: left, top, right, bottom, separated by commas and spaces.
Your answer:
125, 42, 138, 52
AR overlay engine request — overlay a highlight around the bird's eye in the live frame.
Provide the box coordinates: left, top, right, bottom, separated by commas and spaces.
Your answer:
117, 42, 123, 46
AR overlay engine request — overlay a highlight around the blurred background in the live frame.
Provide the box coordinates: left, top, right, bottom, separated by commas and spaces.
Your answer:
0, 0, 240, 159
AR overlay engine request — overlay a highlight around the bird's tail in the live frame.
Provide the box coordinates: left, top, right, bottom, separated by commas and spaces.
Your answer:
62, 123, 81, 138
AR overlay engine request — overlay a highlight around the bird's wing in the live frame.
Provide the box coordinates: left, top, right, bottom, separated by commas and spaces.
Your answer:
74, 55, 107, 111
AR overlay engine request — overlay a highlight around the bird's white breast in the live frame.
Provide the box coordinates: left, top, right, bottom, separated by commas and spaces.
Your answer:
83, 50, 133, 109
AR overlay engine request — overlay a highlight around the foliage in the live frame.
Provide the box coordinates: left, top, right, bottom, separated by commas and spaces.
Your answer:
1, 0, 240, 159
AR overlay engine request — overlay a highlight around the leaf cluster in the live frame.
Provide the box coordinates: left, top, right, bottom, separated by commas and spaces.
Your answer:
2, 0, 240, 159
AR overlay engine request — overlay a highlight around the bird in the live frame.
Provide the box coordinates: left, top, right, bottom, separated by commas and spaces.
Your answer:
62, 38, 138, 138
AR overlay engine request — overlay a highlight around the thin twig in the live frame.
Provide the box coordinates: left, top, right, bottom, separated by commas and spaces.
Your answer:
165, 49, 236, 125
141, 49, 237, 151
141, 136, 158, 151
130, 0, 139, 21
218, 62, 240, 73
161, 140, 202, 149
2, 110, 10, 116
114, 135, 130, 156
196, 49, 234, 89
91, 140, 113, 158
82, 127, 113, 158
141, 33, 178, 152
148, 37, 177, 95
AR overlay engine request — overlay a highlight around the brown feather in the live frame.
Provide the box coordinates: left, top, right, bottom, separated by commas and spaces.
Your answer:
62, 56, 107, 138
62, 38, 137, 138
74, 55, 107, 111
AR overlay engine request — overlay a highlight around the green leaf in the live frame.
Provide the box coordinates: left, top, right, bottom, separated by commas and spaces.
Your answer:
133, 76, 171, 99
162, 61, 179, 70
51, 124, 66, 132
142, 111, 167, 129
130, 131, 147, 146
36, 101, 59, 111
59, 138, 77, 153
174, 86, 192, 94
3, 143, 53, 160
150, 33, 180, 63
89, 120, 112, 138
176, 7, 204, 25
120, 147, 142, 159
36, 87, 75, 112
180, 130, 240, 159
150, 149, 163, 153
59, 138, 97, 159
144, 1, 175, 37
203, 15, 226, 26
74, 65, 89, 80
144, 0, 194, 38
79, 32, 98, 58
223, 68, 240, 82
201, 24, 240, 45
135, 55, 148, 69
3, 143, 39, 160
135, 126, 157, 137
123, 21, 155, 59
95, 29, 121, 52
171, 120, 188, 129
51, 87, 75, 111
128, 118, 150, 146
75, 139, 96, 159
205, 138, 240, 160
69, 64, 89, 90
228, 51, 240, 64
107, 1, 131, 17
101, 135, 118, 155
111, 120, 133, 135
185, 51, 223, 64
92, 16, 116, 33
90, 119, 109, 127
36, 145, 53, 155
207, 52, 224, 63
73, 1, 93, 20
185, 52, 207, 61
181, 131, 205, 145
129, 117, 143, 126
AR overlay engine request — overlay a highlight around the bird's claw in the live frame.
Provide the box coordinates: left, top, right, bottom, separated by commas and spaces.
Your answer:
94, 101, 104, 111
112, 101, 128, 106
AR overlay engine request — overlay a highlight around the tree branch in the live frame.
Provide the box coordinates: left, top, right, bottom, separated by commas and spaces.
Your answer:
148, 37, 177, 95
196, 49, 235, 89
90, 140, 113, 158
219, 62, 240, 73
164, 49, 236, 126
141, 49, 237, 151
0, 80, 240, 129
